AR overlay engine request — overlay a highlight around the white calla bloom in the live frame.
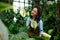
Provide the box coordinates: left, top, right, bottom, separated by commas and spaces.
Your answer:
13, 17, 17, 22
20, 8, 26, 17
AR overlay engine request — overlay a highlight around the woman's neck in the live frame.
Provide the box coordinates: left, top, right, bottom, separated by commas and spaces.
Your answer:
32, 16, 36, 20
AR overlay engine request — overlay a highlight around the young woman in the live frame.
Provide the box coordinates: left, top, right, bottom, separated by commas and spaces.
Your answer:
26, 5, 43, 37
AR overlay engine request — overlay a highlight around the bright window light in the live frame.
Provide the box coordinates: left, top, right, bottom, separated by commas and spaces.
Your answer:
13, 0, 31, 13
25, 0, 28, 3
20, 3, 24, 8
14, 0, 19, 1
13, 2, 20, 7
25, 4, 28, 7
20, 0, 24, 2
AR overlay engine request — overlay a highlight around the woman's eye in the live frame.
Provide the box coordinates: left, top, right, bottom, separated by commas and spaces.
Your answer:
33, 10, 36, 12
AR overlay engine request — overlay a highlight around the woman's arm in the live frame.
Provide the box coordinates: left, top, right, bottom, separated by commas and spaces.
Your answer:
38, 20, 43, 37
38, 20, 43, 35
26, 17, 31, 28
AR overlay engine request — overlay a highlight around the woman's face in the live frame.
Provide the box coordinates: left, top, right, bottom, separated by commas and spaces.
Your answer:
31, 8, 38, 17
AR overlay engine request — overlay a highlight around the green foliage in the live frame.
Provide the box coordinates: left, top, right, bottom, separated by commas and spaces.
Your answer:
0, 9, 26, 34
10, 34, 35, 40
54, 34, 60, 40
48, 29, 53, 34
33, 36, 43, 40
10, 33, 43, 40
16, 32, 29, 39
42, 2, 56, 33
0, 2, 12, 12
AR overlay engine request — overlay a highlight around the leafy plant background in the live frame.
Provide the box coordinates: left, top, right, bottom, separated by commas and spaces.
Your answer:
0, 0, 60, 40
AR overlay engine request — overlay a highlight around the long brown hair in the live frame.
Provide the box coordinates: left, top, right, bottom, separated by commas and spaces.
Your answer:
30, 5, 42, 23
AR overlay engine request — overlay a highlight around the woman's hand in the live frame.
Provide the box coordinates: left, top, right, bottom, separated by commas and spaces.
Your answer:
39, 34, 43, 38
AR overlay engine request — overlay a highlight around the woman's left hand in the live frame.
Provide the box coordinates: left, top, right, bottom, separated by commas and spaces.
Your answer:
39, 34, 43, 38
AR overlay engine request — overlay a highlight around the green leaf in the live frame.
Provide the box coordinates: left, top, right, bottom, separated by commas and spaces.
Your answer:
16, 32, 29, 39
